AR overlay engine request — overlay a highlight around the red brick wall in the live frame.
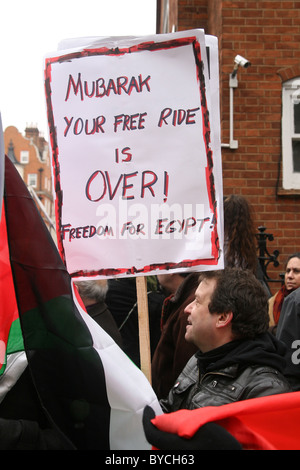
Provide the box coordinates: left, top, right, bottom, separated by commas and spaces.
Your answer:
175, 0, 300, 291
178, 0, 209, 31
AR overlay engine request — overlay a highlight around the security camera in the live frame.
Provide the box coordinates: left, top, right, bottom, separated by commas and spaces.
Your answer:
234, 55, 251, 68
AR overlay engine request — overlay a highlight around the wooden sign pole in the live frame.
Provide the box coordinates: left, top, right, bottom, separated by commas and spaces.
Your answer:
136, 276, 152, 383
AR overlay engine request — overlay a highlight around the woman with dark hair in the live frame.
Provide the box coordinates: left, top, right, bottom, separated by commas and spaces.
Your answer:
269, 252, 300, 329
224, 194, 270, 295
224, 195, 257, 273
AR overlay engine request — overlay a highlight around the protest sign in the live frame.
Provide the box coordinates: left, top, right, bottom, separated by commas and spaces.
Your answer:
44, 30, 223, 280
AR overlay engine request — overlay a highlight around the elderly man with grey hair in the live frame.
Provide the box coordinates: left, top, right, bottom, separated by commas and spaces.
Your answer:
75, 280, 123, 349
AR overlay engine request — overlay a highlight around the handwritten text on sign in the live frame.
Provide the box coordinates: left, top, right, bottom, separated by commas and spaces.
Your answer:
44, 31, 222, 278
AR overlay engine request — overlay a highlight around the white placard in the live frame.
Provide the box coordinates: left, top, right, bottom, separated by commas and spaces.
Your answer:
44, 30, 223, 279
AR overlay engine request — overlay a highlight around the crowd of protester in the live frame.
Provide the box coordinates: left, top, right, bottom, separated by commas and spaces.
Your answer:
98, 196, 300, 409
78, 196, 300, 438
2, 192, 300, 450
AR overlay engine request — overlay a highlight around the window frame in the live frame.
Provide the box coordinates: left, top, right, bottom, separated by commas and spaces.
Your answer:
282, 77, 300, 190
27, 173, 37, 188
20, 150, 29, 164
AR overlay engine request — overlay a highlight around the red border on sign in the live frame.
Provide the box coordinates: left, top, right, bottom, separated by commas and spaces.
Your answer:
44, 35, 220, 277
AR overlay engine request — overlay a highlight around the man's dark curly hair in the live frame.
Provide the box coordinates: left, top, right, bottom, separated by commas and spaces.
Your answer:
201, 267, 269, 339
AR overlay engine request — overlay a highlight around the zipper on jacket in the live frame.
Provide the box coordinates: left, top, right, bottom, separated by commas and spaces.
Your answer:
199, 370, 236, 385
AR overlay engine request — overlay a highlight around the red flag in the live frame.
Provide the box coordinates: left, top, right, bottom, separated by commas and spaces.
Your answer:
0, 203, 22, 373
151, 391, 300, 450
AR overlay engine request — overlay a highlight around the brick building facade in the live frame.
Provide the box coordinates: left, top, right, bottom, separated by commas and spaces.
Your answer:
157, 0, 300, 292
4, 125, 54, 233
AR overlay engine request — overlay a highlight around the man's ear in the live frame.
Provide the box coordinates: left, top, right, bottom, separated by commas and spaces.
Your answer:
216, 311, 233, 328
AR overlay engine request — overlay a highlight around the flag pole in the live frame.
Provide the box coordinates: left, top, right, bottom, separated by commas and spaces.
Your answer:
136, 276, 152, 384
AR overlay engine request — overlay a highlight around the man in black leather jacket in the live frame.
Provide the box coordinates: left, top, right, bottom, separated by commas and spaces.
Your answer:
160, 267, 291, 413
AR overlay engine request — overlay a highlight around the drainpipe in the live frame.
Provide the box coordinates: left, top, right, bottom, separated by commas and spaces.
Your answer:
221, 73, 239, 149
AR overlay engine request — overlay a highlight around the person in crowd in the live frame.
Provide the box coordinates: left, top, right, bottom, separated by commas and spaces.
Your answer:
224, 194, 270, 295
75, 279, 123, 349
105, 277, 165, 367
276, 285, 300, 391
151, 273, 199, 399
269, 252, 300, 332
160, 267, 291, 413
151, 195, 267, 400
224, 195, 257, 272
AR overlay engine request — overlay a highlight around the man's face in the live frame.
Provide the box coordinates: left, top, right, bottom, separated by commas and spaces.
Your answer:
184, 277, 218, 352
285, 257, 300, 291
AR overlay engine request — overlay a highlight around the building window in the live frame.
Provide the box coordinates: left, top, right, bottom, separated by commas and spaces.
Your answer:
28, 173, 37, 188
282, 77, 300, 189
20, 150, 29, 164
